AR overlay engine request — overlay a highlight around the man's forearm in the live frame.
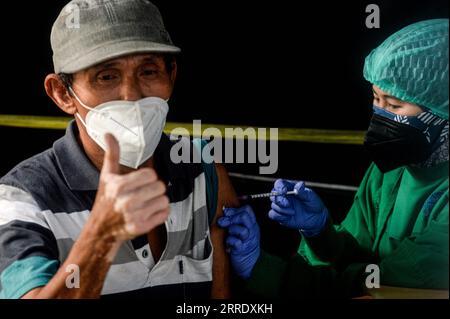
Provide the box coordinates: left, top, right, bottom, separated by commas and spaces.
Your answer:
29, 219, 121, 299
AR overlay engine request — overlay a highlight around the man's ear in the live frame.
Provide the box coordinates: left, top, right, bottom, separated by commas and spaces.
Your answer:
44, 74, 77, 115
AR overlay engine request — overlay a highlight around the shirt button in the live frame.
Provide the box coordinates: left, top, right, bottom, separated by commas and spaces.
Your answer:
142, 249, 148, 258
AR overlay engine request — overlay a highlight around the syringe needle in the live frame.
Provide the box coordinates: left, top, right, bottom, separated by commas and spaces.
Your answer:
238, 189, 298, 201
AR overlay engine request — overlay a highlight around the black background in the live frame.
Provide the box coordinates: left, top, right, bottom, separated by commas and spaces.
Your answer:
0, 0, 448, 258
2, 0, 447, 128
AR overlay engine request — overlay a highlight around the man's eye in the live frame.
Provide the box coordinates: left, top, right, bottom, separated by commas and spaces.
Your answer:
388, 103, 401, 109
141, 69, 157, 76
100, 74, 116, 81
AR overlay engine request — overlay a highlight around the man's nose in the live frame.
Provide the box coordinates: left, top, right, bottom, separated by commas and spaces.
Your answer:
119, 75, 144, 101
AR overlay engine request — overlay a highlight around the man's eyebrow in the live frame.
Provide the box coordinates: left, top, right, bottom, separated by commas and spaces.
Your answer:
90, 55, 161, 72
92, 61, 120, 71
141, 56, 161, 64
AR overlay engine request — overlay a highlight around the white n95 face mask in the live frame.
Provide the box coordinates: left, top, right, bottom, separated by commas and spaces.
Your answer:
69, 87, 169, 169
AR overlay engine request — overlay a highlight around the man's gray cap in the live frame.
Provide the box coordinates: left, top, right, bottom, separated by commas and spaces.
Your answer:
51, 0, 181, 74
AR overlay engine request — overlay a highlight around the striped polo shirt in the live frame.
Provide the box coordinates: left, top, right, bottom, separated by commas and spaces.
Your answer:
0, 121, 215, 299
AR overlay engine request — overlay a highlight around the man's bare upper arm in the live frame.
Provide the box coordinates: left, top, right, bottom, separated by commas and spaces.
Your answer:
209, 163, 239, 298
214, 163, 240, 219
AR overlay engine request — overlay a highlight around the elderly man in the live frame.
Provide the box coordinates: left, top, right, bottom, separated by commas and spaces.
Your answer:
0, 0, 237, 298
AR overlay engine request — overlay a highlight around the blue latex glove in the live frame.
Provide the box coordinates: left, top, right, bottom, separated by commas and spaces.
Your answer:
217, 205, 260, 279
269, 179, 328, 237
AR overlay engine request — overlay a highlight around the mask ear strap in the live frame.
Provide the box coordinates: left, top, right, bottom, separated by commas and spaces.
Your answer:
75, 113, 88, 128
69, 86, 94, 111
69, 86, 91, 128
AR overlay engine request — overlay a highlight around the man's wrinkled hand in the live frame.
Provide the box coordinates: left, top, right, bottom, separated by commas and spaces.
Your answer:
90, 133, 170, 242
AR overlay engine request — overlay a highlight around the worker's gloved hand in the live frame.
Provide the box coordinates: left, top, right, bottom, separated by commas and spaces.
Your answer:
269, 179, 328, 237
217, 205, 260, 280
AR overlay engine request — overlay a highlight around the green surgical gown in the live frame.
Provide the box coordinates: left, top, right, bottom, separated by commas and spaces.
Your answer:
244, 162, 448, 298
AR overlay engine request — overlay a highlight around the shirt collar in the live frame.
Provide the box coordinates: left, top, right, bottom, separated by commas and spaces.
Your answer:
152, 133, 188, 183
53, 121, 100, 191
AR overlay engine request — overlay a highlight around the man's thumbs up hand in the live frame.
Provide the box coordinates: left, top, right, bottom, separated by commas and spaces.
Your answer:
90, 133, 170, 243
101, 133, 121, 175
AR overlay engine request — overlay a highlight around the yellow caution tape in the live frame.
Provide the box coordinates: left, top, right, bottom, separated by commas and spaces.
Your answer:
0, 115, 71, 130
0, 114, 365, 145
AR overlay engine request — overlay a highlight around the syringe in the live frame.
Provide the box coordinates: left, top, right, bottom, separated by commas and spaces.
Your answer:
238, 189, 298, 201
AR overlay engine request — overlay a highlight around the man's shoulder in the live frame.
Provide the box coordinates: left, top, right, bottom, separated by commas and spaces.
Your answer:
0, 147, 60, 193
156, 134, 204, 178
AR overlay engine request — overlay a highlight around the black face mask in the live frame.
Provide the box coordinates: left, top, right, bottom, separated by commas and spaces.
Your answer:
364, 114, 432, 173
